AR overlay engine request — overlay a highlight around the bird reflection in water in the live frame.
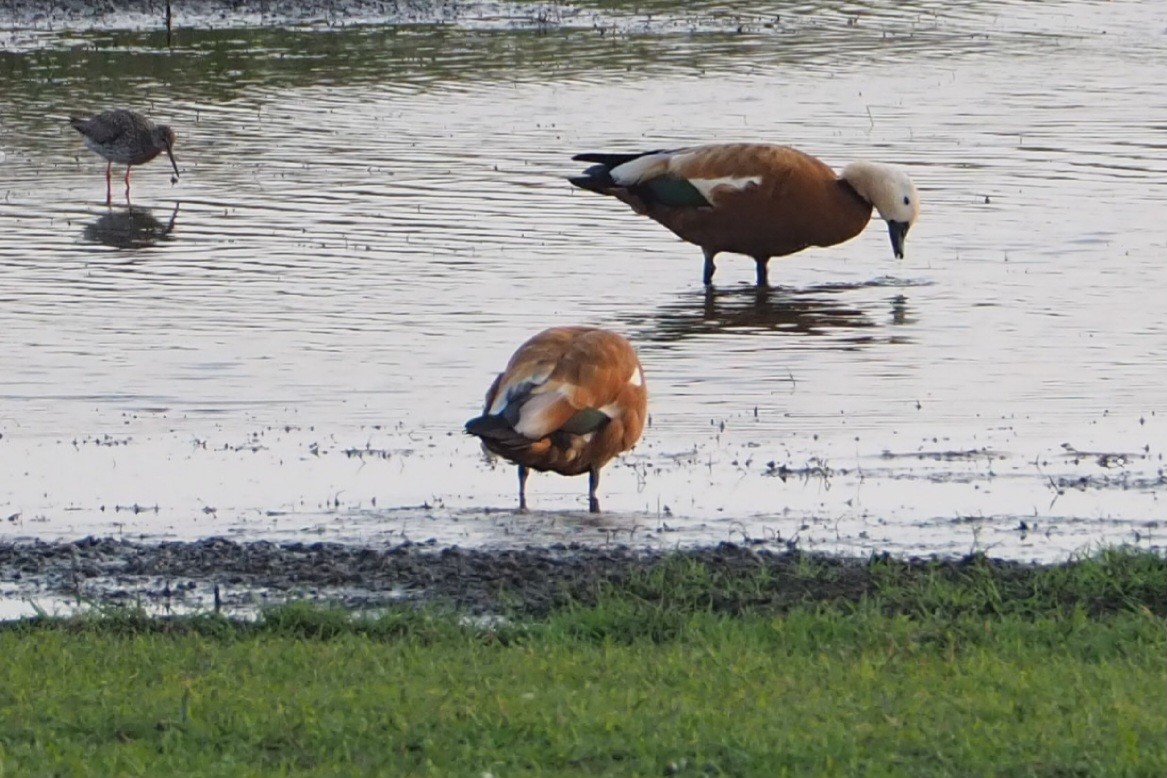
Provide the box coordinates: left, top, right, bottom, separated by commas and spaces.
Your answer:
82, 202, 180, 249
634, 283, 915, 346
889, 293, 914, 327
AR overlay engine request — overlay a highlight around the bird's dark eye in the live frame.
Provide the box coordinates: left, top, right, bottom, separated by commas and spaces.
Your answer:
903, 196, 911, 206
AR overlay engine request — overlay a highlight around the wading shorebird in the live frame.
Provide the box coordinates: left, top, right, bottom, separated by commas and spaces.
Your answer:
569, 142, 920, 286
465, 326, 648, 513
69, 109, 179, 205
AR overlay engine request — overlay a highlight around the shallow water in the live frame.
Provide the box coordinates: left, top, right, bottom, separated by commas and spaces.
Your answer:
1, 0, 1164, 564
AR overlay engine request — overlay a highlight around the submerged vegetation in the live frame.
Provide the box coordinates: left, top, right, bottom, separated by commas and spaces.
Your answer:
0, 547, 1162, 776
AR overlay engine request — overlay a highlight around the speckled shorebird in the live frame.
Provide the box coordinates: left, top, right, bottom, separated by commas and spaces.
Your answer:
69, 109, 179, 204
569, 143, 921, 286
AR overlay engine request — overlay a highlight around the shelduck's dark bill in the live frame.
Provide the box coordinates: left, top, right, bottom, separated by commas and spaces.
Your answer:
887, 220, 910, 259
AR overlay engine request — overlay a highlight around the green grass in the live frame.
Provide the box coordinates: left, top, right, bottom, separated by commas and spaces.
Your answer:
0, 548, 1163, 777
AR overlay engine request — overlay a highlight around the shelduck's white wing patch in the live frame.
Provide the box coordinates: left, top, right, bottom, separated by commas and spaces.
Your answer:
513, 384, 574, 439
596, 401, 622, 419
686, 175, 762, 202
610, 152, 675, 186
488, 364, 554, 415
513, 392, 561, 438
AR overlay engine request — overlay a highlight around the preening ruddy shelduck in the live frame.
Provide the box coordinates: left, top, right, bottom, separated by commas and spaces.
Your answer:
569, 143, 920, 286
465, 326, 648, 513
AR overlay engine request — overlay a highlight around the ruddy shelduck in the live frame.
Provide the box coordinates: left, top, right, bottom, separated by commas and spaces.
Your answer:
465, 326, 648, 513
569, 142, 921, 286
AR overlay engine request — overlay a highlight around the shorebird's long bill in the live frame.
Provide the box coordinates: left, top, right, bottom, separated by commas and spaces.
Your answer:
164, 144, 180, 179
887, 220, 909, 259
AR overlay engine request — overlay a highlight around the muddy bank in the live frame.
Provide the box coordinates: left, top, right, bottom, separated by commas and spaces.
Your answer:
2, 536, 1162, 618
3, 537, 816, 615
0, 0, 510, 29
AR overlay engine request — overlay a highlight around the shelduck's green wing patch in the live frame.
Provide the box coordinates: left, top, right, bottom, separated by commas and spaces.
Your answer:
640, 176, 712, 208
559, 407, 611, 435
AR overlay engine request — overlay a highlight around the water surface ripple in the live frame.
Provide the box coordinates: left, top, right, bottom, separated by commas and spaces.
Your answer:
0, 0, 1163, 566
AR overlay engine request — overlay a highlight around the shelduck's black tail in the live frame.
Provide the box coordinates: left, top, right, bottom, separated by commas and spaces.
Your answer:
568, 150, 670, 193
464, 414, 532, 459
572, 151, 662, 168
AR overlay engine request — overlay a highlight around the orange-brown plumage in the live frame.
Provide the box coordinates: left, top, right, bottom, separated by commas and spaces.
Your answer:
465, 326, 647, 513
570, 142, 920, 286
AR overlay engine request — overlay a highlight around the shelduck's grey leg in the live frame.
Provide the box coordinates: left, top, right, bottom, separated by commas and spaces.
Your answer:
702, 248, 718, 286
588, 467, 601, 513
518, 465, 530, 512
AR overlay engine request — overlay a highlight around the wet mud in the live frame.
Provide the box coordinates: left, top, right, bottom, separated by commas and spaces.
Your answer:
1, 0, 527, 30
3, 537, 1162, 619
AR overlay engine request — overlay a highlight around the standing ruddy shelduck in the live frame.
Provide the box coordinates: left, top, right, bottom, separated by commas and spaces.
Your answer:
569, 143, 920, 286
69, 109, 180, 205
465, 327, 648, 513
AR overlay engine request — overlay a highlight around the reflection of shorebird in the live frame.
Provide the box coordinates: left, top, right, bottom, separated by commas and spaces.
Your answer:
83, 203, 180, 249
69, 109, 180, 205
465, 327, 648, 513
569, 143, 920, 286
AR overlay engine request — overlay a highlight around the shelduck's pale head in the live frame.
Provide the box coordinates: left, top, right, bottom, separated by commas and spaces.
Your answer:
841, 162, 920, 258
